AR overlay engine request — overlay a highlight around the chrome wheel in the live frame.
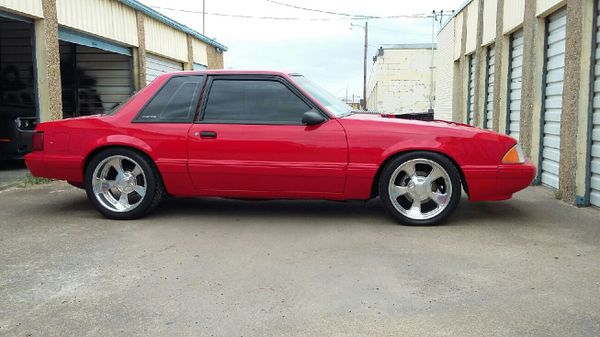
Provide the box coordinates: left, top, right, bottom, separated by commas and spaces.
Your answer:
92, 155, 147, 213
387, 158, 452, 221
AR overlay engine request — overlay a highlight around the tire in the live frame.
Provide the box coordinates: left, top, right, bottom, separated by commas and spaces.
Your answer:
84, 148, 164, 220
378, 151, 461, 226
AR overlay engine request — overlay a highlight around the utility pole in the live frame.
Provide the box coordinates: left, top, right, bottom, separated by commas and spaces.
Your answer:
429, 10, 435, 113
351, 21, 368, 110
202, 0, 206, 34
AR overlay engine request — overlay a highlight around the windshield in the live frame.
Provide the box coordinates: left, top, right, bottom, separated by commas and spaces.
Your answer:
291, 75, 353, 117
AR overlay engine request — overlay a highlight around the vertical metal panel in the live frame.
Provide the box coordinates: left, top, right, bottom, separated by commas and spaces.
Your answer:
536, 0, 565, 16
192, 39, 208, 67
465, 0, 479, 54
590, 0, 600, 207
453, 12, 464, 61
467, 55, 475, 125
0, 0, 43, 18
145, 53, 183, 85
507, 30, 524, 139
434, 22, 455, 121
59, 41, 133, 117
482, 0, 497, 45
540, 8, 566, 189
56, 0, 138, 47
144, 16, 188, 62
484, 45, 495, 129
503, 0, 525, 34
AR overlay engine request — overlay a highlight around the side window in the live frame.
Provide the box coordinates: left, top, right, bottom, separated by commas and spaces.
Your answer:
136, 76, 205, 123
202, 79, 313, 124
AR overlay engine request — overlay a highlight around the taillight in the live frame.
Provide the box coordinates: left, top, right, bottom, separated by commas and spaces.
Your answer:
32, 131, 44, 151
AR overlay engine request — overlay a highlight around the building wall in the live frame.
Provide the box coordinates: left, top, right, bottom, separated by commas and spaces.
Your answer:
435, 24, 455, 120
435, 0, 594, 208
0, 0, 43, 18
143, 15, 188, 62
367, 47, 435, 114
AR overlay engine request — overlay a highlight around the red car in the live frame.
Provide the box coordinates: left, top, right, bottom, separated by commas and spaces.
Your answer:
25, 70, 536, 225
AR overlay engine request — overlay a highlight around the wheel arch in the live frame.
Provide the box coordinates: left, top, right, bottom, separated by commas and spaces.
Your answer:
370, 149, 469, 198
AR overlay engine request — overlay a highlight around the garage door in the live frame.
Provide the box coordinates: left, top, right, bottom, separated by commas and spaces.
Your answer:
507, 30, 524, 139
146, 54, 184, 85
484, 45, 495, 129
467, 55, 475, 125
540, 9, 566, 189
590, 1, 600, 207
60, 42, 133, 117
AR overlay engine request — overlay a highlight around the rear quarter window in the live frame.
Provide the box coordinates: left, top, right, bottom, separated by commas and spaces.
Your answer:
135, 76, 205, 123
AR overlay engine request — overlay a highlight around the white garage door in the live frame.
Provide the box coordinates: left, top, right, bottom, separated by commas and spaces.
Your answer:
507, 30, 524, 139
146, 54, 184, 85
467, 55, 475, 125
590, 1, 600, 207
484, 45, 495, 129
540, 9, 566, 189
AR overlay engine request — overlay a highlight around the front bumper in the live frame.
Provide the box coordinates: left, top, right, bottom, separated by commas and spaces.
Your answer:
463, 160, 537, 201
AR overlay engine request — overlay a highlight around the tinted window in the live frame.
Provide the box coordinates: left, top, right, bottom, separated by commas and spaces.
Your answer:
136, 76, 205, 122
202, 79, 313, 124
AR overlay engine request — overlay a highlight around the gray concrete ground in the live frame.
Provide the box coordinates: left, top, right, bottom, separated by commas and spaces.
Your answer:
0, 160, 28, 190
0, 182, 599, 337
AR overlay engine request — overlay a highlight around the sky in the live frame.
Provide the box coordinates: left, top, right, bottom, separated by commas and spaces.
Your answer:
137, 0, 465, 100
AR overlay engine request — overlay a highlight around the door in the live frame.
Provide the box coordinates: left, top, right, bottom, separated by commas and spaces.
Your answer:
484, 45, 495, 129
188, 76, 348, 197
590, 0, 600, 207
145, 53, 184, 85
540, 9, 566, 189
467, 54, 475, 125
507, 29, 524, 139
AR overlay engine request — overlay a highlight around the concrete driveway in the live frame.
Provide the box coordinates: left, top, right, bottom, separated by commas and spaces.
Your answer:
0, 160, 28, 190
1, 182, 599, 337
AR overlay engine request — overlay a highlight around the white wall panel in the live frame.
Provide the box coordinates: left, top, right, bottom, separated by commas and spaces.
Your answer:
146, 53, 183, 85
453, 13, 463, 61
0, 0, 43, 18
537, 0, 565, 16
192, 39, 208, 66
435, 23, 454, 121
144, 16, 188, 63
507, 30, 524, 139
465, 0, 479, 54
57, 0, 137, 47
503, 0, 525, 34
482, 0, 497, 45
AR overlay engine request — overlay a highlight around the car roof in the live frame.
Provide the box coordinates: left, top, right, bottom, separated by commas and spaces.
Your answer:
158, 69, 299, 78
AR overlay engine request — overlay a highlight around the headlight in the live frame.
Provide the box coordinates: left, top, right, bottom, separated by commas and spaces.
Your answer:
502, 143, 525, 164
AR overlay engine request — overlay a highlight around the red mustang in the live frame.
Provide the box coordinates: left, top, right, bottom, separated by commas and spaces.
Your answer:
25, 70, 535, 225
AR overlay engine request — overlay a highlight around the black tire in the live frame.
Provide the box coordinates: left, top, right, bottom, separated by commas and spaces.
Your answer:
84, 148, 164, 220
378, 151, 461, 226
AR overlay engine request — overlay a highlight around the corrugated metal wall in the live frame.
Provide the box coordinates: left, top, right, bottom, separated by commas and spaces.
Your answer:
484, 45, 495, 129
537, 0, 566, 16
540, 9, 566, 189
482, 0, 497, 45
144, 16, 188, 62
590, 0, 600, 207
467, 55, 475, 125
145, 53, 183, 85
503, 0, 525, 33
0, 0, 43, 18
192, 39, 208, 66
507, 30, 524, 139
465, 1, 479, 54
434, 23, 454, 121
453, 13, 463, 61
56, 0, 138, 47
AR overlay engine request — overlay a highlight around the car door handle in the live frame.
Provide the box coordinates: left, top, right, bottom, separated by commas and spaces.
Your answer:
198, 131, 217, 139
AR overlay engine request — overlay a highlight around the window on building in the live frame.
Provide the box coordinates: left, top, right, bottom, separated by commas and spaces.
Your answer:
136, 76, 205, 123
202, 79, 312, 124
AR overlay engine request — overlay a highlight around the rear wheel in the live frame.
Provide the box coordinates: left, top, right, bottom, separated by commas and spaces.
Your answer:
85, 148, 164, 220
379, 152, 461, 226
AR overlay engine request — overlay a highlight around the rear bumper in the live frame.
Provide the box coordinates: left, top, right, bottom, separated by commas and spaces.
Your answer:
463, 160, 536, 201
25, 151, 84, 183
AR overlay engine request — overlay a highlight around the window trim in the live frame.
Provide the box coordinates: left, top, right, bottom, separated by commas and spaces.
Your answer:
195, 75, 329, 125
132, 75, 207, 124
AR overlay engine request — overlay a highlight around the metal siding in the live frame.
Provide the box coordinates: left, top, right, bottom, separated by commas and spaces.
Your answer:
453, 13, 463, 61
145, 53, 183, 85
503, 0, 525, 34
56, 0, 137, 47
467, 55, 475, 125
537, 0, 565, 16
434, 22, 455, 121
591, 0, 600, 207
541, 9, 566, 189
465, 0, 479, 54
482, 0, 497, 45
193, 63, 207, 70
0, 0, 43, 18
484, 45, 495, 129
192, 39, 208, 67
507, 30, 524, 139
144, 16, 188, 63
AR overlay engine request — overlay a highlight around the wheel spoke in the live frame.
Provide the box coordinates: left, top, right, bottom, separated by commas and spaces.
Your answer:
108, 157, 125, 176
134, 185, 146, 197
429, 191, 449, 206
403, 162, 417, 177
390, 185, 408, 199
131, 165, 143, 177
425, 166, 444, 184
118, 191, 129, 207
407, 198, 422, 218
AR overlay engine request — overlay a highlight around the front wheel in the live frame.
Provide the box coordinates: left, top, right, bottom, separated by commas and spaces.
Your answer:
379, 152, 461, 226
85, 148, 164, 220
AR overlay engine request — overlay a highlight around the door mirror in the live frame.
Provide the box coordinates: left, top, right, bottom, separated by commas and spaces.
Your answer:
302, 110, 326, 125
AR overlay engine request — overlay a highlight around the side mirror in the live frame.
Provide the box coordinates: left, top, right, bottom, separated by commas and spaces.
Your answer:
302, 110, 326, 125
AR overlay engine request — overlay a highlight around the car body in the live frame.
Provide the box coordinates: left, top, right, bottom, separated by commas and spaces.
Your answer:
25, 70, 536, 225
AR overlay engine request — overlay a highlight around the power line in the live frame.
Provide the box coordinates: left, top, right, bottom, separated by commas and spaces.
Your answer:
264, 0, 431, 19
